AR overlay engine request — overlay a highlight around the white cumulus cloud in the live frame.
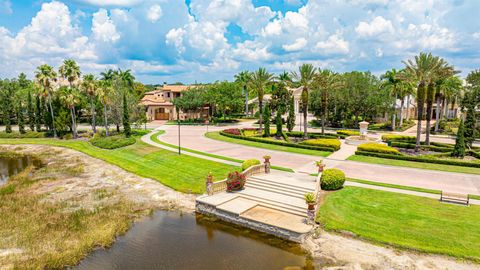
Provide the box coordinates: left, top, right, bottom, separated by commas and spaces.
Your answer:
315, 34, 349, 55
282, 38, 307, 52
355, 16, 394, 37
147, 4, 162, 22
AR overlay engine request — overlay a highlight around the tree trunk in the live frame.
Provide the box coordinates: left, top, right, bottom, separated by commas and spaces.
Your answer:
439, 97, 445, 121
425, 83, 435, 146
91, 97, 97, 134
392, 93, 397, 131
434, 96, 441, 132
444, 98, 449, 119
406, 95, 411, 121
321, 113, 326, 135
103, 105, 109, 137
399, 98, 405, 127
415, 84, 425, 152
302, 88, 308, 139
244, 86, 249, 116
47, 93, 57, 138
259, 100, 263, 134
70, 107, 76, 139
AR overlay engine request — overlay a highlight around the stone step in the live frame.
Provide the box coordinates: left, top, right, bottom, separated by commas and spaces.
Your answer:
248, 176, 315, 194
237, 194, 307, 217
244, 181, 306, 199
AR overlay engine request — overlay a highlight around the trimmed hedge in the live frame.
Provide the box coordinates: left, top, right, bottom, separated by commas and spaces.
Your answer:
469, 151, 480, 159
358, 142, 399, 155
0, 131, 46, 138
242, 159, 261, 171
90, 135, 136, 149
355, 150, 480, 168
320, 169, 345, 190
220, 131, 336, 152
381, 134, 416, 143
390, 141, 453, 153
300, 138, 341, 151
285, 131, 340, 139
337, 130, 360, 136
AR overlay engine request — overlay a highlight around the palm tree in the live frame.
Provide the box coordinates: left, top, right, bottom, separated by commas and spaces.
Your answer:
250, 68, 274, 133
381, 69, 402, 131
81, 74, 98, 133
277, 71, 291, 83
97, 80, 113, 137
441, 76, 463, 120
35, 64, 58, 138
115, 69, 135, 136
234, 71, 252, 116
313, 69, 342, 134
403, 52, 443, 151
59, 59, 81, 89
59, 86, 81, 138
291, 64, 316, 139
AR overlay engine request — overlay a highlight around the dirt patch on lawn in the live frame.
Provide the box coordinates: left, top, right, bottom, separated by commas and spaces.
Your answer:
304, 230, 478, 269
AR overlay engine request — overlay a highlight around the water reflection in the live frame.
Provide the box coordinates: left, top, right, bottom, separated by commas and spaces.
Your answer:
0, 155, 38, 186
76, 211, 314, 270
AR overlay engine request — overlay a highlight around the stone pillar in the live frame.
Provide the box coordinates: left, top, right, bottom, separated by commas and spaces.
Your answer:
359, 121, 369, 140
206, 173, 213, 196
263, 156, 271, 174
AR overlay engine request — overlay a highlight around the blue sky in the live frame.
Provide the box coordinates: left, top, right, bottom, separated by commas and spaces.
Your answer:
0, 0, 479, 84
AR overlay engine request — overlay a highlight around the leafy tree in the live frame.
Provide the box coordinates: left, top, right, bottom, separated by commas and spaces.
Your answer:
234, 71, 252, 115
81, 74, 98, 133
35, 93, 42, 131
463, 91, 477, 148
250, 68, 274, 133
263, 105, 271, 137
97, 80, 112, 136
27, 90, 35, 131
270, 82, 289, 138
310, 69, 342, 134
17, 101, 25, 134
205, 81, 243, 119
287, 96, 295, 132
58, 86, 81, 138
123, 92, 131, 137
0, 80, 16, 133
35, 64, 58, 138
381, 69, 402, 130
452, 119, 465, 158
291, 64, 316, 139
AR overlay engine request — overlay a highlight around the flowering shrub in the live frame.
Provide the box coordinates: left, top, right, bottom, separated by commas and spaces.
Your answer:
223, 128, 241, 135
358, 142, 400, 155
226, 171, 246, 192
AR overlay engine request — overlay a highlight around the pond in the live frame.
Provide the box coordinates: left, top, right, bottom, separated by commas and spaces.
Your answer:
0, 154, 39, 186
76, 211, 314, 270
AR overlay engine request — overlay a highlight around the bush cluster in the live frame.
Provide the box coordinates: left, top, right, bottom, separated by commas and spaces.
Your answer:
355, 150, 480, 168
0, 131, 46, 138
336, 130, 360, 136
300, 138, 341, 151
241, 159, 261, 171
320, 168, 346, 190
220, 131, 336, 152
358, 142, 400, 155
223, 128, 241, 135
381, 134, 416, 143
285, 131, 340, 139
390, 141, 453, 153
90, 135, 136, 149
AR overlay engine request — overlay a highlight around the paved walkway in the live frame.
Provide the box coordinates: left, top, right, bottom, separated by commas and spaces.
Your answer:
142, 123, 480, 196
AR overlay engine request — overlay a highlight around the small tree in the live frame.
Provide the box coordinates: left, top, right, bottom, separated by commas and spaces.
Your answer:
287, 96, 295, 132
35, 95, 41, 131
263, 105, 271, 137
18, 104, 25, 134
275, 110, 282, 138
452, 119, 466, 158
464, 95, 476, 149
123, 93, 131, 137
27, 90, 35, 131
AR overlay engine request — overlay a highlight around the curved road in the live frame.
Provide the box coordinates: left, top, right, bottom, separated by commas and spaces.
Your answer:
142, 122, 480, 196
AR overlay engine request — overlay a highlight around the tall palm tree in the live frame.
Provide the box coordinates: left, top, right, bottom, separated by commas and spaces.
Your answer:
250, 68, 274, 133
81, 74, 98, 133
403, 52, 443, 151
97, 80, 113, 137
59, 86, 81, 138
396, 77, 415, 127
291, 64, 316, 139
59, 59, 81, 89
313, 69, 342, 134
234, 71, 252, 116
277, 71, 291, 83
115, 69, 135, 135
381, 69, 402, 131
441, 76, 463, 120
100, 69, 115, 82
35, 64, 58, 138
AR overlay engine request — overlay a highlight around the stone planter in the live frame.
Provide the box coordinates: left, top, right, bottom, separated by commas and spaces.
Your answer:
317, 164, 325, 173
307, 202, 316, 211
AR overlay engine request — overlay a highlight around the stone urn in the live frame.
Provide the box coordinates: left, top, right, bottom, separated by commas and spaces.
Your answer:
263, 155, 271, 174
316, 161, 325, 173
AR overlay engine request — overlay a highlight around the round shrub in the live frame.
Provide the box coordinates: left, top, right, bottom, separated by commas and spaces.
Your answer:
242, 159, 261, 171
320, 169, 345, 190
90, 135, 136, 149
301, 138, 341, 151
337, 130, 360, 136
358, 142, 400, 155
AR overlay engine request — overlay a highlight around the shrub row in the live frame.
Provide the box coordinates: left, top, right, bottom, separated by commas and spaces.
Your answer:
220, 131, 336, 152
241, 159, 261, 171
285, 131, 340, 139
336, 130, 360, 136
469, 151, 480, 159
300, 138, 341, 151
390, 141, 453, 153
90, 135, 136, 149
0, 131, 46, 138
381, 134, 416, 142
223, 128, 241, 136
355, 150, 480, 168
357, 143, 400, 155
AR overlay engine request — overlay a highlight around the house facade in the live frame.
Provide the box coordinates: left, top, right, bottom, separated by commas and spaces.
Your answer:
140, 84, 208, 121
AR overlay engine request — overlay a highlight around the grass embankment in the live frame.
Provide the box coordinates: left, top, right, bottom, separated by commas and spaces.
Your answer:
347, 155, 480, 175
0, 137, 238, 194
205, 131, 331, 157
0, 150, 145, 269
150, 131, 294, 172
318, 186, 480, 261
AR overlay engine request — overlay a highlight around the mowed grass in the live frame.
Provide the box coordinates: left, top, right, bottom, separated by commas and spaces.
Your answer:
347, 155, 480, 175
0, 138, 238, 194
205, 131, 331, 157
317, 187, 480, 261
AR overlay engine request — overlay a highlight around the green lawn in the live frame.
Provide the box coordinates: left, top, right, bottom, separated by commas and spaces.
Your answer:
0, 137, 238, 193
150, 131, 294, 172
347, 155, 480, 175
205, 131, 331, 157
318, 186, 480, 261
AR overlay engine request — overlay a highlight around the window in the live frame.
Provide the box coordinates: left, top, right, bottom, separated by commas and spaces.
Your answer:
167, 92, 170, 98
